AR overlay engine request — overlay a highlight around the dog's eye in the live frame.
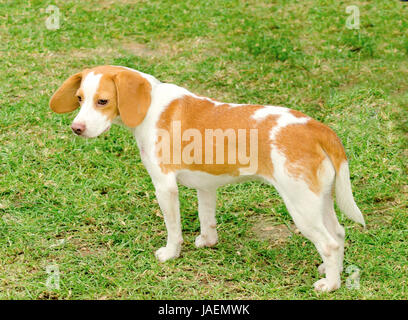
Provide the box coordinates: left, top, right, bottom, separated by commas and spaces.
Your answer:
97, 99, 108, 106
77, 96, 82, 102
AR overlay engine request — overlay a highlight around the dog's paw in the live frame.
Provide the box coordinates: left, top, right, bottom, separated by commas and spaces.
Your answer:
313, 278, 340, 292
155, 246, 180, 262
195, 234, 218, 248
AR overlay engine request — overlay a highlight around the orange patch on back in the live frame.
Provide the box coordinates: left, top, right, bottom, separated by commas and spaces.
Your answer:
275, 119, 347, 193
289, 109, 308, 118
156, 96, 277, 177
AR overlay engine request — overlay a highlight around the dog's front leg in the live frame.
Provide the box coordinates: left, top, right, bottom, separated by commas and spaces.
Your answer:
195, 189, 218, 248
154, 183, 183, 262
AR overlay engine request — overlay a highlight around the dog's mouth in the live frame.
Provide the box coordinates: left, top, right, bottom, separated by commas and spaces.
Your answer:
102, 125, 111, 134
74, 124, 111, 138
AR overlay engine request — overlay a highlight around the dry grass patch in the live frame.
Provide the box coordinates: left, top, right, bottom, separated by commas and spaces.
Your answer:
251, 216, 297, 246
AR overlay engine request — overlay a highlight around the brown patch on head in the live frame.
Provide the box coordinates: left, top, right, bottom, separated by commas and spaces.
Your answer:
49, 72, 83, 113
156, 96, 277, 177
113, 69, 152, 127
275, 119, 347, 193
52, 65, 152, 127
92, 74, 119, 121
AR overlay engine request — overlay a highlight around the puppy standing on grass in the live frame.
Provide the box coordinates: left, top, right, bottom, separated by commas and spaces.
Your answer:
50, 65, 365, 292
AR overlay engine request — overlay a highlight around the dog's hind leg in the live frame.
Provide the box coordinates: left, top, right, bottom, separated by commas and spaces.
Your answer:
282, 189, 343, 292
270, 157, 343, 291
318, 201, 345, 275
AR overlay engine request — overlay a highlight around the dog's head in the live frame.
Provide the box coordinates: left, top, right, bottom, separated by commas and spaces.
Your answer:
49, 66, 152, 137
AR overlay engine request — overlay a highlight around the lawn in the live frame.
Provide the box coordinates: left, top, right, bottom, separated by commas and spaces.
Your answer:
0, 0, 407, 299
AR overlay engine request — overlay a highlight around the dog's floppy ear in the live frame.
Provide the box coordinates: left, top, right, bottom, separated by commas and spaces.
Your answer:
113, 70, 152, 128
49, 72, 82, 113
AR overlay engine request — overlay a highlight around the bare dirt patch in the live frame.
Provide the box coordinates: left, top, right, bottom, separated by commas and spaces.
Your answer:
120, 42, 158, 57
69, 238, 107, 257
251, 217, 297, 246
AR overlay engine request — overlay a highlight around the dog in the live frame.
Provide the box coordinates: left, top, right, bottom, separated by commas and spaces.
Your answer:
49, 65, 365, 292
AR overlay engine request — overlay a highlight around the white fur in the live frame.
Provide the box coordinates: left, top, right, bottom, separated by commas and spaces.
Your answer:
335, 162, 365, 226
195, 189, 218, 248
252, 105, 309, 140
73, 72, 111, 138
252, 105, 289, 119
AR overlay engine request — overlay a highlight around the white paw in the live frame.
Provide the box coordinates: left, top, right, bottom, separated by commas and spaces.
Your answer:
155, 246, 180, 262
195, 234, 218, 248
313, 278, 340, 292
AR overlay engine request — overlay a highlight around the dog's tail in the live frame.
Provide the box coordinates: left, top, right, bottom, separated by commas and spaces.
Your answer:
317, 124, 365, 227
334, 161, 365, 226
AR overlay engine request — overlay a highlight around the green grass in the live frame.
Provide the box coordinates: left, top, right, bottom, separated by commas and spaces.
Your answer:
0, 0, 407, 299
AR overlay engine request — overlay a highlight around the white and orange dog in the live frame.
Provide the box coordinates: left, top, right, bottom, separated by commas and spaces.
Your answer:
50, 65, 365, 292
